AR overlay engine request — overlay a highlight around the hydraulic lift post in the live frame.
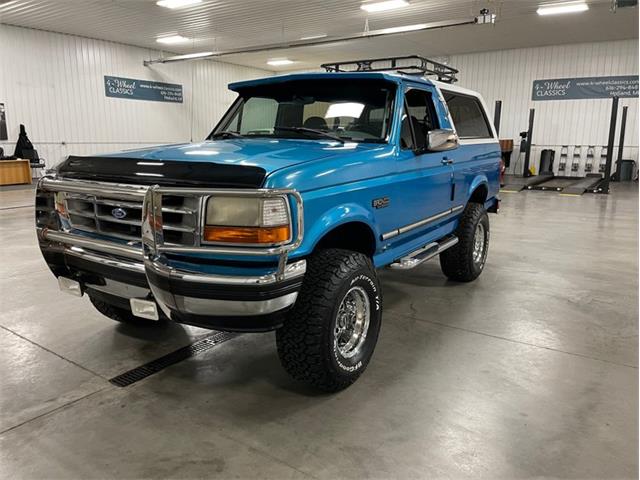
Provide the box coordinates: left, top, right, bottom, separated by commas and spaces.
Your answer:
600, 96, 619, 194
614, 105, 628, 181
522, 108, 535, 178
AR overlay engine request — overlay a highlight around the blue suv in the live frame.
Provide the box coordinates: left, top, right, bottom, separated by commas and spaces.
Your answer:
36, 56, 500, 391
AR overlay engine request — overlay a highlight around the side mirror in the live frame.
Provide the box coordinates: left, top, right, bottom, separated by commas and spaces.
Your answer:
426, 129, 459, 152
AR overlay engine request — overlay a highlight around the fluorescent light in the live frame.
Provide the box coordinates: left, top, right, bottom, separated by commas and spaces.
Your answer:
267, 59, 294, 66
166, 51, 213, 61
156, 0, 201, 9
156, 35, 190, 44
300, 34, 328, 40
377, 23, 426, 34
361, 0, 409, 12
537, 2, 589, 15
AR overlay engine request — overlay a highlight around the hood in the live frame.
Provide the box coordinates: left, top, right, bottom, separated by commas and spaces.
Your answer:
106, 139, 379, 173
56, 138, 381, 188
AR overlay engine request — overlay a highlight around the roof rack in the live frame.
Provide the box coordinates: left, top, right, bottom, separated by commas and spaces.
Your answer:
320, 55, 458, 83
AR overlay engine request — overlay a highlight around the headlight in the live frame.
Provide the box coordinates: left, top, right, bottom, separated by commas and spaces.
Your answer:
203, 196, 291, 245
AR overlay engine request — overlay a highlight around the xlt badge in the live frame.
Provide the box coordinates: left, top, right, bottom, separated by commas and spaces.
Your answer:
372, 197, 390, 209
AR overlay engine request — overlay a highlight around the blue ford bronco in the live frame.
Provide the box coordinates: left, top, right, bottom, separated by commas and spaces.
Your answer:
36, 56, 500, 392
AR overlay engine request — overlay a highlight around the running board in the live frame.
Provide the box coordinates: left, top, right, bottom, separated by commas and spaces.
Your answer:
388, 235, 459, 270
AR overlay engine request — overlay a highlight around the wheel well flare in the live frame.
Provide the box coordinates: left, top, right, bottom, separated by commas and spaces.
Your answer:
315, 222, 376, 257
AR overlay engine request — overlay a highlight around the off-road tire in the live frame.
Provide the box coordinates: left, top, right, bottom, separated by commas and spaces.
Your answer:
440, 202, 489, 282
89, 296, 162, 325
276, 249, 382, 392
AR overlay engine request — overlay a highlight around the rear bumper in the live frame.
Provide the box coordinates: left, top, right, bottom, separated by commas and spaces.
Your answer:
38, 228, 305, 332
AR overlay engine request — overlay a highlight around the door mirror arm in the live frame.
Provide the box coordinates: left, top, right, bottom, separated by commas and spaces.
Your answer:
412, 145, 428, 155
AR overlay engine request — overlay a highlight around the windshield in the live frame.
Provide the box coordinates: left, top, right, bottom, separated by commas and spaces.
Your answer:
211, 79, 395, 143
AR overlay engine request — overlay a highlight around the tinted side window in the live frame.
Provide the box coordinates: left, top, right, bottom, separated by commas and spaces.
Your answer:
405, 89, 438, 149
400, 105, 414, 150
443, 92, 492, 139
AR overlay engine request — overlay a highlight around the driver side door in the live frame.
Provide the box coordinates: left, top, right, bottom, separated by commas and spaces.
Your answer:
390, 86, 454, 240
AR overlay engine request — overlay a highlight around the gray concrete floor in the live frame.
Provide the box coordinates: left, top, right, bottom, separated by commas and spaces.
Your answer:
0, 184, 637, 479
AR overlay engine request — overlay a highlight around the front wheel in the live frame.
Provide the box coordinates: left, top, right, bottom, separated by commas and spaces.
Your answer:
440, 202, 490, 282
276, 249, 382, 392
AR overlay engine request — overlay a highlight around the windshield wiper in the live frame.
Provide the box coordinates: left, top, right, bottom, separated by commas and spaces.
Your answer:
210, 130, 243, 139
273, 126, 345, 144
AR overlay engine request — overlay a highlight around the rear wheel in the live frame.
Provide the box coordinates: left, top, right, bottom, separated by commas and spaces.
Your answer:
276, 249, 382, 392
440, 202, 489, 282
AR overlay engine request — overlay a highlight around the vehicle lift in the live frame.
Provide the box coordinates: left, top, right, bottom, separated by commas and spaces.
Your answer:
502, 97, 624, 195
564, 97, 620, 195
501, 109, 550, 192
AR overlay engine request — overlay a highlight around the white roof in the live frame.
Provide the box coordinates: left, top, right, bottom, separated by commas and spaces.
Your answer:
430, 79, 481, 97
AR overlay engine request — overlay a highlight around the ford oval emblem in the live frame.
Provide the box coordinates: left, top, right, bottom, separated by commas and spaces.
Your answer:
111, 207, 127, 219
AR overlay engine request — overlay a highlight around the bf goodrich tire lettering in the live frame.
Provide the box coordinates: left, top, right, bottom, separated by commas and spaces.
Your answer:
276, 249, 382, 392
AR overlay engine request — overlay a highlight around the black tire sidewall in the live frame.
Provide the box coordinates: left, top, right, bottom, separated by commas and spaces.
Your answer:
328, 266, 382, 378
469, 211, 490, 276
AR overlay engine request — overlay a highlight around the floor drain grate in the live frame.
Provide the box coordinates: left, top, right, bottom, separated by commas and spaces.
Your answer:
109, 331, 237, 387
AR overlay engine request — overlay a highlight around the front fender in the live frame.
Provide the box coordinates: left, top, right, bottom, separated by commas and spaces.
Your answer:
298, 203, 379, 257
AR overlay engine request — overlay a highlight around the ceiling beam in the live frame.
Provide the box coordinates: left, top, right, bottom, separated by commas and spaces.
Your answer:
143, 17, 477, 65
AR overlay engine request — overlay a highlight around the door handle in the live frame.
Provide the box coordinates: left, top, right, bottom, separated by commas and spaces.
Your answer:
441, 158, 454, 165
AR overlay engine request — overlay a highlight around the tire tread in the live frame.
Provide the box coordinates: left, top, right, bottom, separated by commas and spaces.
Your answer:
440, 202, 488, 282
276, 248, 379, 392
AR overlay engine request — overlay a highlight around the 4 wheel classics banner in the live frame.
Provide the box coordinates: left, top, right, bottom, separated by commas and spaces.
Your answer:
532, 75, 639, 101
104, 75, 183, 103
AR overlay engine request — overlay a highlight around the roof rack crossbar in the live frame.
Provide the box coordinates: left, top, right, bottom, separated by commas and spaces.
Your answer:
321, 55, 458, 83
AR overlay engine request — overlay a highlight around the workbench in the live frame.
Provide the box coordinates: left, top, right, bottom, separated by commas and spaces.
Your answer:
0, 159, 32, 186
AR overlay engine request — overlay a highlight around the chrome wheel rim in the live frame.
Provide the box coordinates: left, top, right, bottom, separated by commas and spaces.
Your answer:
472, 223, 486, 264
334, 286, 370, 359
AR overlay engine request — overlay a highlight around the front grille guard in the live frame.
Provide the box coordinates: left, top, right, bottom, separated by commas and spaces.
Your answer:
142, 185, 304, 280
38, 177, 304, 281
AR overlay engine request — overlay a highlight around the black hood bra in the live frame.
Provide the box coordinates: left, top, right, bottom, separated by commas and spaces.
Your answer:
56, 156, 267, 188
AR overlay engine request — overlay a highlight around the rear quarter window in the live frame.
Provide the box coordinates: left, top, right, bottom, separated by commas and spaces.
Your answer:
442, 92, 493, 139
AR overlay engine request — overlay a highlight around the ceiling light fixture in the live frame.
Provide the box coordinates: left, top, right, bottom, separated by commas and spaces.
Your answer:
164, 51, 213, 61
300, 34, 328, 40
156, 35, 190, 44
267, 59, 294, 66
361, 0, 409, 13
156, 0, 202, 9
536, 2, 589, 15
377, 23, 426, 34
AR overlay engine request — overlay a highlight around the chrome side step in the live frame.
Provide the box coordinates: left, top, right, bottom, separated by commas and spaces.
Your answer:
388, 235, 459, 270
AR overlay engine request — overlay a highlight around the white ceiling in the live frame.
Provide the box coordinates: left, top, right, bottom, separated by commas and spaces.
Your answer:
0, 0, 637, 71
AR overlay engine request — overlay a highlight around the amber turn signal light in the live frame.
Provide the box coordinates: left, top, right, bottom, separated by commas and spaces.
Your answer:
203, 225, 291, 244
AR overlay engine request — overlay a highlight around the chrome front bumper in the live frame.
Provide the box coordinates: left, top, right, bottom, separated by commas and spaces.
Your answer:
39, 228, 306, 328
37, 178, 305, 331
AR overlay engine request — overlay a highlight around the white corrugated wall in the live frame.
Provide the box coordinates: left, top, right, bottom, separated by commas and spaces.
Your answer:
1, 24, 637, 176
451, 40, 639, 175
0, 24, 272, 167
